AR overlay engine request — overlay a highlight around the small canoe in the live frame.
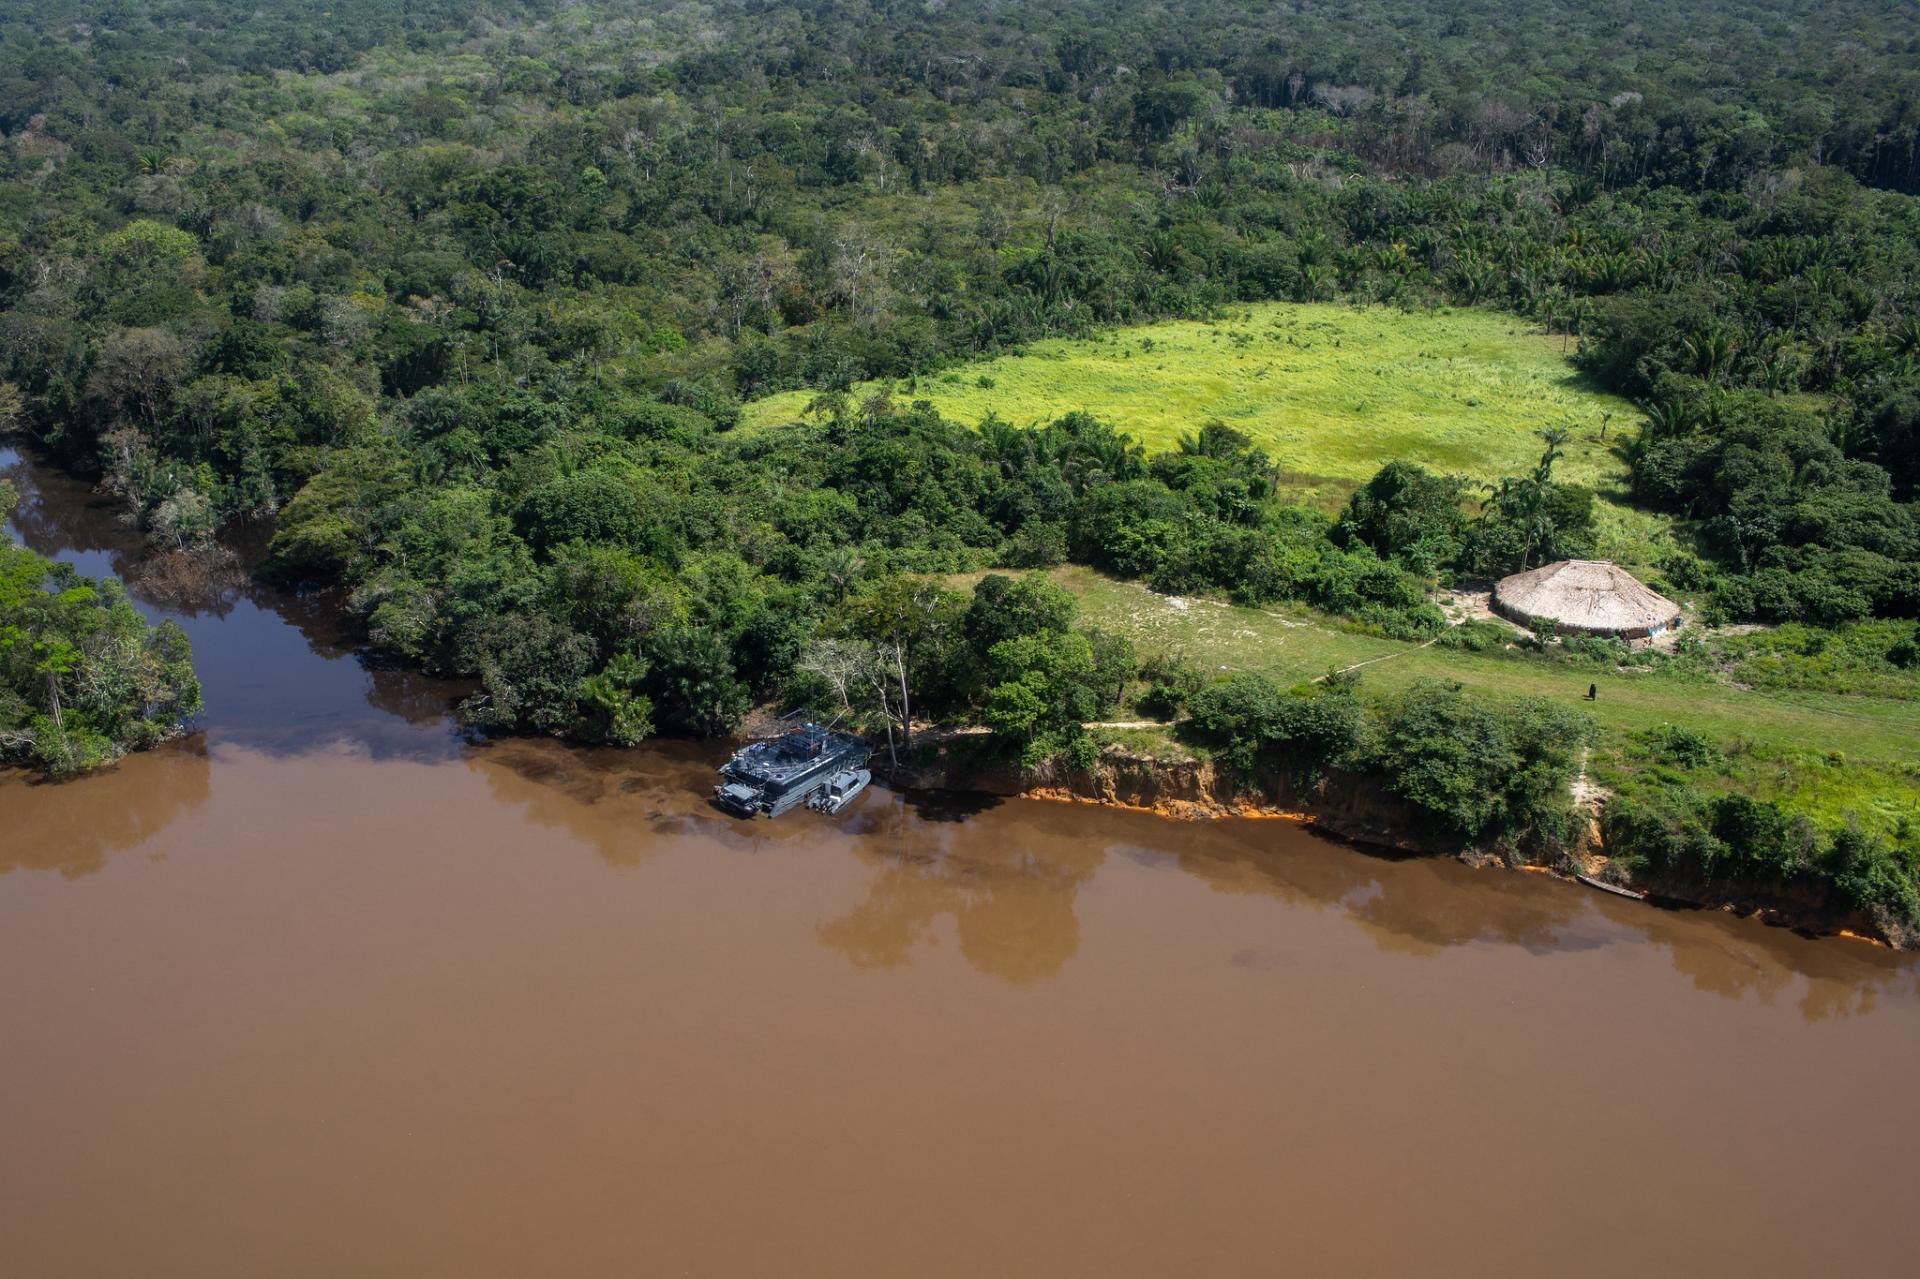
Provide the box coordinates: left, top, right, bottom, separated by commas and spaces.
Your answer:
1575, 873, 1646, 901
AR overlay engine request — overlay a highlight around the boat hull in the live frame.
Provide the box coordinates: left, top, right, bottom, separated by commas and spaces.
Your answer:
713, 724, 872, 818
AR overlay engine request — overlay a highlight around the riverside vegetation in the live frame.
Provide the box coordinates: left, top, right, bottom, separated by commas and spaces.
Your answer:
1, 478, 203, 774
1043, 566, 1920, 939
0, 1, 1916, 933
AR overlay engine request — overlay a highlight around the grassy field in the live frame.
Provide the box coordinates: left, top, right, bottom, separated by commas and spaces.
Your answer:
1012, 567, 1920, 837
748, 301, 1675, 563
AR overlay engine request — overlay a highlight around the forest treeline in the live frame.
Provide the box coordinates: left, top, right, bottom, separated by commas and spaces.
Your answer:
5, 1, 1919, 192
0, 0, 1913, 621
0, 0, 1915, 921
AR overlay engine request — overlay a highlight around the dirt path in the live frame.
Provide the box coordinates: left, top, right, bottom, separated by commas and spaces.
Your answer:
1311, 632, 1445, 682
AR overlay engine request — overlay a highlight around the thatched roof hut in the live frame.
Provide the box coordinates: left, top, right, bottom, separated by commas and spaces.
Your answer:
1491, 560, 1681, 640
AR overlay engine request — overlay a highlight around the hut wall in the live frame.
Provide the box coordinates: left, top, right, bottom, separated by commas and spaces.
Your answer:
1489, 594, 1681, 643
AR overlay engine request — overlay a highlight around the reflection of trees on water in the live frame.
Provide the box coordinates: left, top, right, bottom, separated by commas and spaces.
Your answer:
1624, 904, 1920, 1023
818, 796, 1104, 986
813, 800, 1920, 1006
815, 798, 1573, 983
262, 583, 368, 660
361, 654, 472, 728
1179, 821, 1920, 1021
1168, 823, 1593, 956
0, 738, 212, 879
3, 447, 143, 574
461, 754, 1103, 985
120, 548, 245, 617
464, 737, 734, 867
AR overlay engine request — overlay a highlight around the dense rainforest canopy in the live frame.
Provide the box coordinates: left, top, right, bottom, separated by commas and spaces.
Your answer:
0, 0, 1917, 918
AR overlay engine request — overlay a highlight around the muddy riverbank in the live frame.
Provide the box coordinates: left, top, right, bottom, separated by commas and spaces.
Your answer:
884, 732, 1912, 947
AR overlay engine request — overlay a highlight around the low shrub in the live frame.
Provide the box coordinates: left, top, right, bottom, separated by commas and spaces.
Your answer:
1436, 618, 1513, 651
1185, 672, 1361, 779
1134, 652, 1207, 719
1645, 723, 1723, 770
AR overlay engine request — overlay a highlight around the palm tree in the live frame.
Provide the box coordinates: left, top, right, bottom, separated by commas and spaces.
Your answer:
1682, 328, 1737, 383
1089, 433, 1145, 484
1889, 314, 1920, 359
1141, 230, 1185, 275
1533, 427, 1569, 483
821, 547, 865, 603
976, 412, 1027, 474
1644, 400, 1692, 439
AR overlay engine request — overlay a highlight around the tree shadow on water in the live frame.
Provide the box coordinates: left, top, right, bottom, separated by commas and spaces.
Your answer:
898, 787, 1004, 822
0, 737, 213, 880
1181, 819, 1920, 1021
1168, 822, 1600, 958
464, 737, 760, 866
816, 796, 1098, 986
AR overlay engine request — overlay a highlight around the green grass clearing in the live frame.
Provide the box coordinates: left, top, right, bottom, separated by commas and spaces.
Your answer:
751, 301, 1674, 564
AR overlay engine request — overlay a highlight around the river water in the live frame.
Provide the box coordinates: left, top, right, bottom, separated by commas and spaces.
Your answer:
4, 445, 1918, 1276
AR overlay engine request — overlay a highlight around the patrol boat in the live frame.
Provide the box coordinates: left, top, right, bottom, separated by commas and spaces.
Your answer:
713, 722, 872, 817
807, 768, 872, 815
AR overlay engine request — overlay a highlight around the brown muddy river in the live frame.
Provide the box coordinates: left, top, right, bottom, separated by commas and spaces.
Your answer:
5, 446, 1919, 1276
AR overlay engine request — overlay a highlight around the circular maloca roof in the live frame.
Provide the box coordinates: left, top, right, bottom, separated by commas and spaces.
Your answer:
1491, 559, 1680, 636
